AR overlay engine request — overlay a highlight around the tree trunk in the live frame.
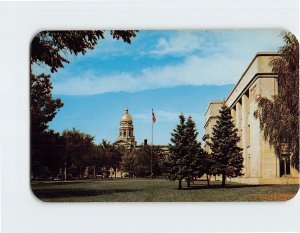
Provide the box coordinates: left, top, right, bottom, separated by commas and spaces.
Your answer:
115, 168, 117, 178
222, 173, 226, 187
186, 177, 190, 188
206, 174, 210, 186
178, 179, 182, 189
93, 166, 96, 179
64, 163, 67, 181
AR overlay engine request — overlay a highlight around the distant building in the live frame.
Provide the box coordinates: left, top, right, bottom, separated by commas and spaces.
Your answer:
112, 108, 169, 178
114, 107, 137, 150
203, 53, 299, 184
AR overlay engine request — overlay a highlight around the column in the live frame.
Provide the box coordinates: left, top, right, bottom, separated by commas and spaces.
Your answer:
231, 107, 236, 125
235, 100, 242, 147
242, 94, 249, 177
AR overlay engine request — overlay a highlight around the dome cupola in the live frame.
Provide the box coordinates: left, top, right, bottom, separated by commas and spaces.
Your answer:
121, 107, 133, 122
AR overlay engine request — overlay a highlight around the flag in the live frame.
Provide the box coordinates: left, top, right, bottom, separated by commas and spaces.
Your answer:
152, 109, 156, 124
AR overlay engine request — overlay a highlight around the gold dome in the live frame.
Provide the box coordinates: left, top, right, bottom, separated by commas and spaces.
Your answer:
121, 107, 133, 122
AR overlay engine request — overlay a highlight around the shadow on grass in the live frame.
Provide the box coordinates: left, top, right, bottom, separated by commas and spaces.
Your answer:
179, 184, 274, 190
32, 188, 142, 199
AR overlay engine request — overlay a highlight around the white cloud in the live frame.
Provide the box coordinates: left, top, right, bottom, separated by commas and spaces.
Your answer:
150, 32, 205, 56
53, 54, 245, 95
53, 30, 284, 95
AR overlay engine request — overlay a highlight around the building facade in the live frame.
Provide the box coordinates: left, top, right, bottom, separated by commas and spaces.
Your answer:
203, 53, 299, 184
114, 107, 137, 150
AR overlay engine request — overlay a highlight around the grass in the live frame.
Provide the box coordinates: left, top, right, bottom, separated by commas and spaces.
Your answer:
31, 178, 299, 202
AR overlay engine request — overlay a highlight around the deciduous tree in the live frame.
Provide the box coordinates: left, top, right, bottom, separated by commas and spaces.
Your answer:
255, 32, 299, 170
31, 30, 138, 73
30, 72, 63, 135
62, 128, 95, 179
30, 31, 138, 180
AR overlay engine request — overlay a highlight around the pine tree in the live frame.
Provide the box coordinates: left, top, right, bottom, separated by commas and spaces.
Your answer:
210, 104, 243, 187
185, 116, 205, 187
203, 152, 215, 186
167, 114, 204, 189
167, 114, 186, 189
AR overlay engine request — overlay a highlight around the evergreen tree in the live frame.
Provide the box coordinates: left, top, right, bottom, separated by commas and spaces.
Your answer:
167, 114, 204, 189
202, 152, 215, 186
210, 104, 243, 187
185, 116, 206, 187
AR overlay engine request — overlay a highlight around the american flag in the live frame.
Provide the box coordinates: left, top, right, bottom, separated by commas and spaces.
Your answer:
152, 109, 156, 124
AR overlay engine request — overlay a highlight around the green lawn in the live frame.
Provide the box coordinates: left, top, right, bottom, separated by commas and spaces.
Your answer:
31, 178, 299, 202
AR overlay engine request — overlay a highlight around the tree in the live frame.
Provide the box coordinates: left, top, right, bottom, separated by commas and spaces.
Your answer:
134, 145, 151, 177
184, 116, 205, 187
255, 32, 299, 170
62, 128, 95, 179
30, 72, 63, 135
30, 31, 138, 180
31, 30, 138, 73
202, 152, 214, 186
31, 130, 65, 180
167, 114, 204, 189
209, 104, 243, 187
30, 72, 64, 179
120, 151, 136, 178
31, 30, 138, 131
133, 144, 163, 177
99, 140, 123, 178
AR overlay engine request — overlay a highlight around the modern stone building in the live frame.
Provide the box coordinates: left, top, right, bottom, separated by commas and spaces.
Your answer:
203, 52, 299, 184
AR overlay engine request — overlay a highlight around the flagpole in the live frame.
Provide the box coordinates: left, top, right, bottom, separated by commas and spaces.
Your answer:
151, 109, 153, 179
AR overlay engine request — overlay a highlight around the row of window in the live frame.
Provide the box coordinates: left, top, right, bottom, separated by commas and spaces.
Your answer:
119, 130, 133, 137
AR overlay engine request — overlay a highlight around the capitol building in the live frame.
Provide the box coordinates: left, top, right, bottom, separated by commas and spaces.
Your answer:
114, 107, 137, 150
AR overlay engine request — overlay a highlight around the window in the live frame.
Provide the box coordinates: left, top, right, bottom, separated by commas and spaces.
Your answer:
280, 155, 291, 177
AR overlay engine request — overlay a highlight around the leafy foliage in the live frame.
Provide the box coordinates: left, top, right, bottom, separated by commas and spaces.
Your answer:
120, 151, 136, 178
119, 145, 166, 178
209, 104, 243, 186
30, 30, 138, 135
99, 140, 123, 177
255, 32, 299, 170
31, 30, 138, 73
62, 129, 95, 179
133, 145, 163, 177
30, 72, 63, 135
30, 72, 64, 179
31, 130, 65, 179
30, 30, 138, 179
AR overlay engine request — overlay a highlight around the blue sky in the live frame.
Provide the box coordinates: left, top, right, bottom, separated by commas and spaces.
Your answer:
33, 30, 284, 145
